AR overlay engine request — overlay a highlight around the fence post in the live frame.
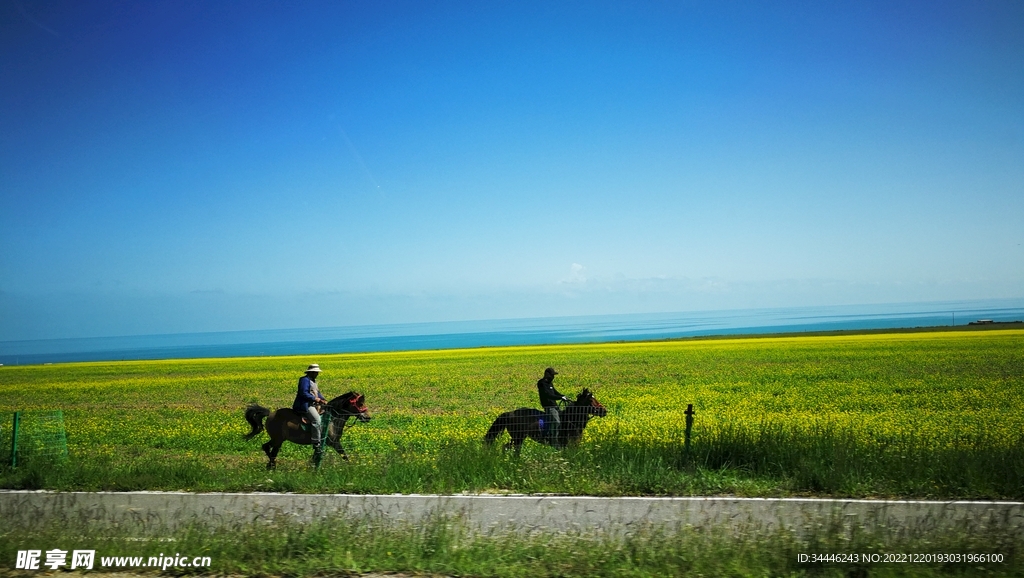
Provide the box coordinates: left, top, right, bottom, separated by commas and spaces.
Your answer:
10, 411, 19, 468
684, 403, 694, 454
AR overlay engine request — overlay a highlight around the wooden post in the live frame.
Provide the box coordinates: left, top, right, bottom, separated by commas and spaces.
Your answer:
10, 411, 20, 468
684, 404, 694, 454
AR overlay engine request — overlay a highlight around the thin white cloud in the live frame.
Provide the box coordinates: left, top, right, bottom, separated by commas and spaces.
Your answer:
560, 263, 587, 285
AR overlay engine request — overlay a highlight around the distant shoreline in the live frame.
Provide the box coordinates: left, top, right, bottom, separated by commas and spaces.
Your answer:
2, 301, 1022, 366
648, 320, 1024, 343
1, 321, 1021, 367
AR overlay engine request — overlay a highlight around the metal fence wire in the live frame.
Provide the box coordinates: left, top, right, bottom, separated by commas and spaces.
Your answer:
7, 410, 69, 467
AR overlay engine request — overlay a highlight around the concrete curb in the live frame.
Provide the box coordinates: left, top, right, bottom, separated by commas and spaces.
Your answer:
2, 491, 1022, 537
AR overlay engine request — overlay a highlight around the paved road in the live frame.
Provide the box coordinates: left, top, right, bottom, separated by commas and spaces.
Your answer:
3, 491, 1022, 537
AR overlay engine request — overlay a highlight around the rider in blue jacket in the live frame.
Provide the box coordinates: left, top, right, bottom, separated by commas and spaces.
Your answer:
293, 363, 327, 459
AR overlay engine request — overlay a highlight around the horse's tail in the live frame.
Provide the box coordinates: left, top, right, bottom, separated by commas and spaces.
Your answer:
244, 404, 271, 440
484, 411, 513, 445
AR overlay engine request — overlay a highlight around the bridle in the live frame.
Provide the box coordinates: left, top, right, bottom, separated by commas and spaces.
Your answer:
326, 393, 369, 420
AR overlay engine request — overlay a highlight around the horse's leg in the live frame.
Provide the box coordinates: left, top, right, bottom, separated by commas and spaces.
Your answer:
335, 428, 349, 461
328, 437, 349, 461
268, 441, 284, 470
264, 438, 278, 470
503, 424, 521, 452
327, 419, 349, 460
258, 414, 274, 468
261, 424, 277, 469
265, 425, 283, 470
509, 427, 530, 455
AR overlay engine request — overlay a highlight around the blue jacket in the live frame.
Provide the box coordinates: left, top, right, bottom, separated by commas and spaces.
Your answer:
292, 376, 324, 413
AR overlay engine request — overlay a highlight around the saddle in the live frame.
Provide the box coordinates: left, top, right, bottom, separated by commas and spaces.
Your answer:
299, 404, 327, 425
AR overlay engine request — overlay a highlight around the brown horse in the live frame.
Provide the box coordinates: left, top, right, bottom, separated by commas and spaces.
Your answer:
484, 388, 607, 454
244, 391, 370, 469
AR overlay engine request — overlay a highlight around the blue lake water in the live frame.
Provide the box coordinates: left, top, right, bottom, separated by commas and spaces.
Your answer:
1, 298, 1022, 365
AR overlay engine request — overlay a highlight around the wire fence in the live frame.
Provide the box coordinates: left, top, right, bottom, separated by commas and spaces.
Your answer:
4, 410, 69, 467
293, 399, 696, 458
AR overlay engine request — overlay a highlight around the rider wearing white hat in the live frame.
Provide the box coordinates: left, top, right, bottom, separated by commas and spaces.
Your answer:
292, 364, 327, 460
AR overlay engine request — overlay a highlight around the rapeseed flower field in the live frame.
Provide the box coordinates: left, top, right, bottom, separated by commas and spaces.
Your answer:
1, 329, 1021, 497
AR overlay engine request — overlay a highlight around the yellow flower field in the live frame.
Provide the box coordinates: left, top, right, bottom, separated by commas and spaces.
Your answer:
1, 329, 1021, 497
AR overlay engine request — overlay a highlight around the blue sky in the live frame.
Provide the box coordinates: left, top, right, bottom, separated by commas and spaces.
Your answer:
2, 0, 1022, 341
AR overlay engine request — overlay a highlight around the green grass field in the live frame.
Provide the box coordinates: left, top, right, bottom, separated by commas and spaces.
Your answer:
3, 514, 1021, 578
1, 329, 1022, 498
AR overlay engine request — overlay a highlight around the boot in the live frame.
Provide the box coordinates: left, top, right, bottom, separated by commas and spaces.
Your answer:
311, 444, 324, 467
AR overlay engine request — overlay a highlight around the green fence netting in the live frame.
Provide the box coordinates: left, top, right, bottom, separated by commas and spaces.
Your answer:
5, 410, 69, 467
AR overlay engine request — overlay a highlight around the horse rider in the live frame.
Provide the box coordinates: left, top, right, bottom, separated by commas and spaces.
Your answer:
293, 363, 328, 461
536, 367, 569, 446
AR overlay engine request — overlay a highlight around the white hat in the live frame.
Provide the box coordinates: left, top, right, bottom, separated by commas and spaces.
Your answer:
305, 364, 322, 373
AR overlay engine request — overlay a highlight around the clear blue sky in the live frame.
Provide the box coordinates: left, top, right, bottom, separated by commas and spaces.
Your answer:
2, 0, 1022, 341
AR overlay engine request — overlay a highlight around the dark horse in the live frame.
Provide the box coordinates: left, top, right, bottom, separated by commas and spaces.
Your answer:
484, 388, 607, 453
244, 392, 370, 469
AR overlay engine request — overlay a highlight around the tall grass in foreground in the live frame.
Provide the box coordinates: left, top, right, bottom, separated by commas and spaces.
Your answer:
689, 422, 1024, 498
2, 514, 1020, 577
3, 421, 1022, 498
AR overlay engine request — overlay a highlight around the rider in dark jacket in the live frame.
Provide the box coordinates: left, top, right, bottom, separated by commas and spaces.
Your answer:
537, 367, 568, 446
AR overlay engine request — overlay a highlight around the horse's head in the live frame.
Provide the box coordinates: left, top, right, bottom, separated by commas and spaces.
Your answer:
329, 391, 372, 423
574, 388, 607, 418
